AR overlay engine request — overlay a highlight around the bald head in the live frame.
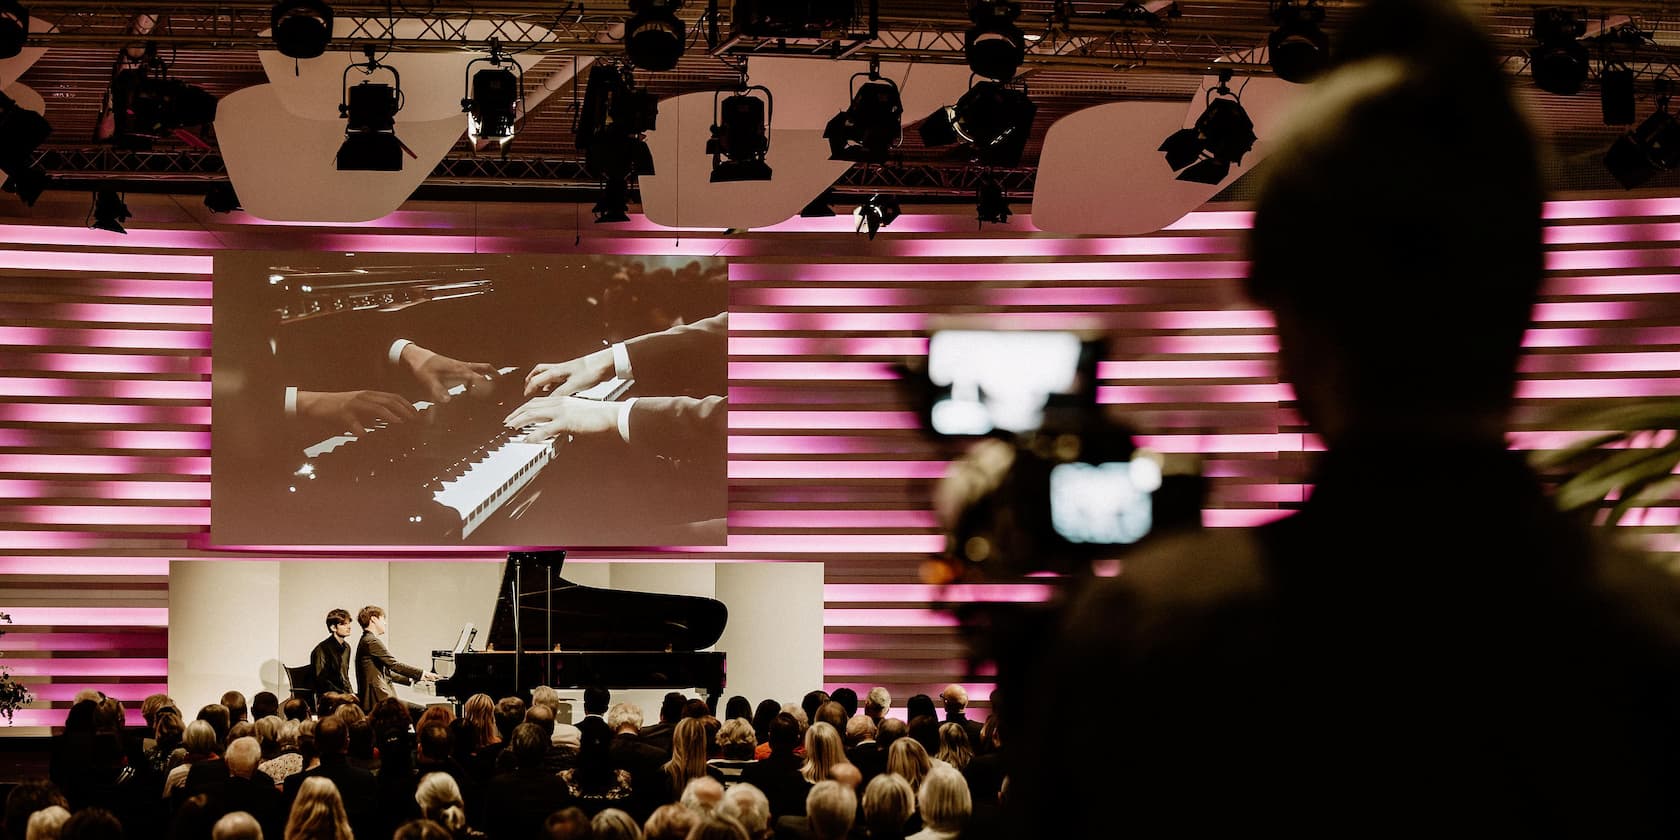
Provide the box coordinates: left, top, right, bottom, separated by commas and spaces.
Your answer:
225, 736, 262, 778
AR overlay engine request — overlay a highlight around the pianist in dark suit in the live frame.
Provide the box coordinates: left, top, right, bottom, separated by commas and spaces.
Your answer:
354, 605, 437, 711
310, 608, 356, 697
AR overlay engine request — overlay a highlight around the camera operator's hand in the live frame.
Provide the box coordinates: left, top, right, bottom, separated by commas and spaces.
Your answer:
525, 348, 614, 397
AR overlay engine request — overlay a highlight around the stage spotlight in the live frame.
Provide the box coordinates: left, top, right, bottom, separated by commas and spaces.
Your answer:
271, 0, 333, 60
204, 183, 240, 213
1531, 7, 1589, 96
1268, 0, 1328, 84
1601, 62, 1635, 125
707, 85, 773, 183
625, 0, 685, 72
106, 57, 219, 150
0, 90, 51, 207
578, 62, 658, 183
0, 0, 29, 60
1604, 94, 1680, 189
337, 53, 407, 171
733, 0, 854, 37
918, 81, 1036, 168
799, 191, 837, 218
1159, 71, 1255, 184
966, 0, 1026, 82
853, 193, 899, 239
976, 177, 1011, 225
825, 72, 902, 163
593, 177, 631, 223
463, 43, 523, 145
89, 190, 131, 234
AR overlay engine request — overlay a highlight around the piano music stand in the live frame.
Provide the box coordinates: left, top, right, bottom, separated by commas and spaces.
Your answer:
507, 549, 566, 693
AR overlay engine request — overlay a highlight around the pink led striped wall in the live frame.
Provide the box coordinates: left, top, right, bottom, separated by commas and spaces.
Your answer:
4, 195, 1680, 733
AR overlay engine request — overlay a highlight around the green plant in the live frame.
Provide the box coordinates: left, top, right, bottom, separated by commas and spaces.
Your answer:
1531, 400, 1680, 524
0, 612, 31, 723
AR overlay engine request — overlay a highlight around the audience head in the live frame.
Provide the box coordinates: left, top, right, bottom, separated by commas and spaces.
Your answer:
93, 697, 126, 733
724, 695, 752, 723
314, 716, 348, 758
281, 697, 309, 723
905, 694, 935, 722
828, 688, 858, 720
864, 687, 890, 721
286, 776, 353, 840
666, 717, 710, 789
494, 696, 526, 740
226, 736, 262, 779
210, 811, 261, 840
767, 712, 801, 754
886, 738, 932, 793
935, 722, 972, 771
139, 693, 174, 728
57, 809, 121, 840
197, 703, 231, 743
175, 795, 218, 840
392, 821, 452, 840
511, 722, 548, 769
686, 816, 749, 840
682, 698, 709, 720
814, 702, 846, 733
716, 717, 757, 761
6, 780, 66, 840
61, 701, 96, 736
907, 715, 940, 755
722, 785, 769, 840
750, 700, 780, 744
461, 693, 499, 748
831, 762, 861, 791
680, 776, 725, 816
251, 691, 280, 722
183, 719, 220, 757
659, 692, 687, 724
227, 720, 255, 746
153, 711, 185, 752
643, 804, 697, 840
543, 807, 591, 840
781, 704, 807, 733
800, 691, 829, 725
530, 685, 562, 714
876, 717, 907, 749
346, 719, 375, 760
584, 685, 611, 716
805, 781, 857, 840
918, 766, 972, 833
415, 772, 468, 831
254, 715, 283, 756
862, 774, 915, 838
278, 719, 302, 753
418, 724, 452, 762
844, 715, 876, 747
800, 722, 846, 784
1247, 0, 1542, 443
525, 703, 557, 741
607, 702, 644, 734
220, 691, 249, 726
591, 808, 643, 840
25, 806, 69, 840
937, 684, 968, 717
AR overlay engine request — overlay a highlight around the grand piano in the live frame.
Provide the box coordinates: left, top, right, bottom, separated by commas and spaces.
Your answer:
434, 551, 728, 702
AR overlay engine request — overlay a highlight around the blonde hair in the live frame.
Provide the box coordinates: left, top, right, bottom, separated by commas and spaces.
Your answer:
799, 721, 846, 784
716, 717, 756, 759
662, 717, 710, 798
862, 773, 915, 836
183, 719, 219, 755
886, 737, 932, 793
284, 776, 353, 840
591, 808, 644, 840
934, 722, 972, 771
26, 805, 69, 840
917, 765, 972, 832
460, 694, 499, 749
415, 772, 467, 831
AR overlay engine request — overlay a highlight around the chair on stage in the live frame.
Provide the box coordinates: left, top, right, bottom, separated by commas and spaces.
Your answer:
283, 663, 317, 712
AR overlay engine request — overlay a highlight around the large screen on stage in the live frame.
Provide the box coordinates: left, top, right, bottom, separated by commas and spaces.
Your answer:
211, 252, 728, 547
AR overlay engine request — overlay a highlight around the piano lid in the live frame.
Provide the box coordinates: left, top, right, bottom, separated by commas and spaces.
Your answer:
487, 551, 728, 653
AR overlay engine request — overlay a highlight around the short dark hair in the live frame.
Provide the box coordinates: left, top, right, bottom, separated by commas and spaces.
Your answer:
281, 697, 309, 722
544, 807, 592, 840
495, 696, 526, 739
906, 694, 936, 721
583, 686, 610, 716
768, 712, 802, 751
816, 701, 847, 732
59, 807, 123, 840
660, 692, 686, 724
877, 717, 907, 748
220, 691, 248, 726
250, 691, 280, 720
315, 716, 348, 757
511, 722, 547, 768
682, 698, 709, 720
829, 687, 858, 719
325, 608, 352, 630
908, 715, 940, 755
197, 704, 230, 743
4, 779, 67, 840
418, 724, 453, 761
802, 690, 830, 724
357, 605, 384, 628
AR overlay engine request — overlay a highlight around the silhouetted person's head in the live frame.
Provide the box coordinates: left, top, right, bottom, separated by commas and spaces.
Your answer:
1246, 0, 1542, 449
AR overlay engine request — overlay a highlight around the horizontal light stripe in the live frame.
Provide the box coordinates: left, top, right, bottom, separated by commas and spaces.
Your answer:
0, 249, 213, 274
1515, 379, 1680, 399
1544, 249, 1680, 272
1524, 327, 1680, 348
727, 337, 929, 356
21, 353, 211, 375
0, 454, 210, 475
3, 608, 169, 627
1098, 383, 1296, 404
0, 226, 226, 250
1, 658, 168, 676
0, 481, 210, 502
0, 403, 211, 423
732, 510, 938, 529
1542, 223, 1680, 245
824, 583, 1053, 602
0, 632, 166, 651
728, 436, 917, 456
728, 461, 948, 480
1133, 433, 1317, 453
56, 303, 212, 325
314, 234, 480, 253
727, 362, 899, 380
0, 506, 210, 526
28, 684, 170, 702
896, 235, 1236, 259
1097, 360, 1275, 379
728, 411, 921, 430
0, 430, 211, 450
1542, 197, 1680, 219
1518, 352, 1680, 374
0, 326, 211, 351
822, 609, 960, 628
1204, 509, 1293, 527
729, 261, 1249, 283
0, 556, 173, 575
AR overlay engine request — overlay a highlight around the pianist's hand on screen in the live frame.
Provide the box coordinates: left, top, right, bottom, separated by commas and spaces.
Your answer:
297, 389, 419, 434
503, 395, 619, 442
398, 342, 499, 403
524, 347, 614, 397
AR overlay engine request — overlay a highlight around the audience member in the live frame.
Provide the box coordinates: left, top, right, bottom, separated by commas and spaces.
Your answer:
216, 737, 283, 839
250, 692, 281, 722
5, 780, 68, 840
798, 694, 827, 729
259, 720, 306, 787
722, 785, 770, 840
414, 772, 483, 839
165, 720, 223, 801
24, 806, 68, 840
903, 697, 933, 724
828, 690, 858, 723
811, 704, 845, 736
774, 781, 854, 840
884, 741, 930, 795
904, 718, 938, 759
582, 686, 613, 726
662, 718, 711, 803
738, 714, 807, 820
210, 811, 261, 840
222, 692, 250, 728
861, 690, 889, 726
707, 718, 757, 787
480, 722, 574, 838
681, 699, 710, 721
542, 807, 591, 840
591, 807, 643, 840
688, 815, 750, 840
798, 724, 847, 786
280, 699, 309, 723
843, 717, 882, 788
452, 693, 502, 771
284, 776, 353, 840
931, 725, 970, 773
56, 809, 121, 840
145, 710, 185, 775
679, 777, 725, 818
530, 686, 583, 757
933, 687, 979, 749
861, 775, 914, 840
561, 714, 634, 813
749, 702, 780, 753
393, 820, 454, 840
282, 717, 377, 839
641, 804, 696, 840
198, 704, 232, 745
723, 697, 752, 725
905, 768, 967, 840
140, 694, 175, 731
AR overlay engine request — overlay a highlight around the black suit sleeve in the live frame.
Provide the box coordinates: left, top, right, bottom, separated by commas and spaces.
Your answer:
623, 312, 727, 397
627, 395, 726, 460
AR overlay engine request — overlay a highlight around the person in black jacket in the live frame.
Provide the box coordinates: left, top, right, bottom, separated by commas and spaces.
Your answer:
480, 723, 574, 839
310, 608, 356, 697
738, 714, 809, 820
353, 605, 437, 712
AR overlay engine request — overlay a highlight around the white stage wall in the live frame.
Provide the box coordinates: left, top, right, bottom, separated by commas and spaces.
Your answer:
167, 560, 823, 718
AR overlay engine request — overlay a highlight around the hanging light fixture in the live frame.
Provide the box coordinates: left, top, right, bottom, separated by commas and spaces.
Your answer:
462, 40, 523, 146
1531, 6, 1590, 96
89, 189, 131, 234
0, 0, 29, 60
625, 0, 685, 72
0, 89, 50, 206
337, 49, 409, 171
271, 0, 333, 60
1267, 0, 1328, 84
707, 81, 773, 182
918, 81, 1036, 168
965, 0, 1026, 82
825, 68, 903, 164
853, 193, 900, 239
1158, 70, 1256, 184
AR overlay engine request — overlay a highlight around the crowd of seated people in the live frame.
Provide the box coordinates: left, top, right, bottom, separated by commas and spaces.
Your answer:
7, 683, 1001, 840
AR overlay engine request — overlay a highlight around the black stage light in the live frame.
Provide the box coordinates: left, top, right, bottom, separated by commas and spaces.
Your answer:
271, 0, 333, 60
976, 176, 1010, 225
593, 177, 632, 223
824, 73, 902, 163
463, 44, 523, 145
853, 193, 899, 239
107, 61, 219, 149
1604, 95, 1680, 189
966, 0, 1025, 82
0, 0, 28, 60
917, 81, 1036, 168
707, 85, 773, 182
799, 191, 837, 218
89, 190, 131, 234
733, 0, 855, 38
578, 63, 658, 182
626, 0, 685, 72
1268, 0, 1328, 84
1531, 7, 1590, 96
1159, 71, 1256, 185
204, 183, 240, 213
337, 54, 406, 171
0, 90, 50, 206
1601, 62, 1635, 126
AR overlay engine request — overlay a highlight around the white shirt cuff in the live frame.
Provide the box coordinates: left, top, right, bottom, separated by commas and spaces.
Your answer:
284, 386, 299, 418
388, 339, 413, 365
611, 342, 633, 380
616, 398, 637, 443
